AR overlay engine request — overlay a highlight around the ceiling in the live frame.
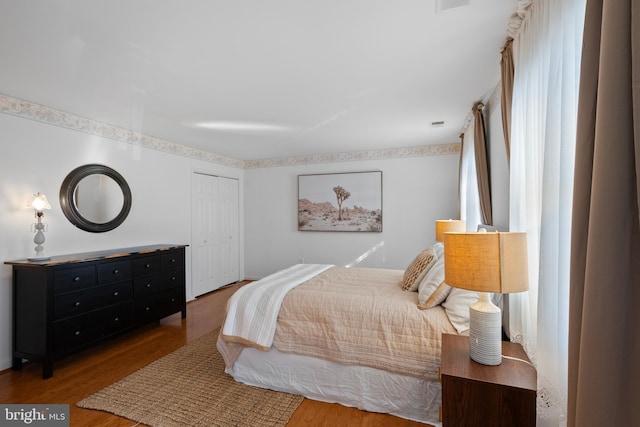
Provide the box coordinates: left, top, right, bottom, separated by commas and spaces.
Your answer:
0, 1, 516, 161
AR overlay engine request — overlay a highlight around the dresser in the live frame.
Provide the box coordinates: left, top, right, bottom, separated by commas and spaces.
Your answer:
5, 244, 187, 379
440, 333, 537, 427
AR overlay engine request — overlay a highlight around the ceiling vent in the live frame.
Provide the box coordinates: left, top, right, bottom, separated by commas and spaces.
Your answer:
437, 0, 471, 13
430, 121, 446, 128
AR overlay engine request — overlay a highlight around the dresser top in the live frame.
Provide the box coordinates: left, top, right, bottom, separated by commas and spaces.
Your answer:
5, 244, 188, 267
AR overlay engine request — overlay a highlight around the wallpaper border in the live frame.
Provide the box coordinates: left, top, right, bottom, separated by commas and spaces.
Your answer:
244, 143, 460, 169
0, 93, 244, 169
1, 93, 460, 169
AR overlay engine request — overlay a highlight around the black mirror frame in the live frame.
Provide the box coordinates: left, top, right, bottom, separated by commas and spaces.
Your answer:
59, 164, 132, 233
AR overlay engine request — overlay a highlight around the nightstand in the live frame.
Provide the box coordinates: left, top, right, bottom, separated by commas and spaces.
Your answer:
440, 333, 537, 427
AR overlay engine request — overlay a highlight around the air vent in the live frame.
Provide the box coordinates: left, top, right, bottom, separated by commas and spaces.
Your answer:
430, 121, 446, 128
437, 0, 471, 13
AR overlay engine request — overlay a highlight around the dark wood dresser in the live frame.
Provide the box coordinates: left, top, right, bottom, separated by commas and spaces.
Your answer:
440, 333, 537, 427
5, 244, 188, 379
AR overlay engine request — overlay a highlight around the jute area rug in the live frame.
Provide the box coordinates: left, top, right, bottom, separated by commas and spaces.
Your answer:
77, 328, 303, 427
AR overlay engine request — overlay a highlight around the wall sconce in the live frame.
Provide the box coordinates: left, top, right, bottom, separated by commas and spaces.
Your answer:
28, 192, 51, 261
444, 230, 529, 365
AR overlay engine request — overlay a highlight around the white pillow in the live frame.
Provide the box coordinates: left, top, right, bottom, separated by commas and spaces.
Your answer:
417, 258, 451, 309
442, 288, 479, 333
432, 241, 444, 259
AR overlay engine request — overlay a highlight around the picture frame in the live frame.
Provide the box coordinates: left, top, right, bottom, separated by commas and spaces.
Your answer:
298, 171, 382, 232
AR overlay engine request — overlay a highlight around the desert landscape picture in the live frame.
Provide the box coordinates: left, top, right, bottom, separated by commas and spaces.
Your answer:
298, 171, 382, 232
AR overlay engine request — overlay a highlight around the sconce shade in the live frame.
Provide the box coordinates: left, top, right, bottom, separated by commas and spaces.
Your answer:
443, 232, 529, 294
435, 219, 466, 242
31, 193, 51, 212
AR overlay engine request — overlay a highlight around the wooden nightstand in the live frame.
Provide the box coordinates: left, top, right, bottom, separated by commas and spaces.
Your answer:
440, 333, 537, 427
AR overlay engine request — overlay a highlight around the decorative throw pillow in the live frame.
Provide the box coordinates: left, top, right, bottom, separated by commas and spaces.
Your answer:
401, 247, 437, 291
417, 258, 451, 309
442, 287, 479, 333
432, 241, 444, 260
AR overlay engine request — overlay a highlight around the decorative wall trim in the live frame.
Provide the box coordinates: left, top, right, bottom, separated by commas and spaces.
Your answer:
243, 143, 460, 169
1, 93, 460, 169
0, 93, 244, 169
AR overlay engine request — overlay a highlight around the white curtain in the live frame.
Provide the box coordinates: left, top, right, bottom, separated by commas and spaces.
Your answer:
508, 0, 585, 425
459, 120, 482, 230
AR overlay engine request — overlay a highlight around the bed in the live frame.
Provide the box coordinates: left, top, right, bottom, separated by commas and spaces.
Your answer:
216, 242, 478, 425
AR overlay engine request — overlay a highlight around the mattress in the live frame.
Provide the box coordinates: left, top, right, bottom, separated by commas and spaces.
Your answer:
227, 344, 443, 425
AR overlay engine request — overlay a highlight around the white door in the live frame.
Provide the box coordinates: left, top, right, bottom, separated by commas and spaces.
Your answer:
218, 176, 239, 286
192, 173, 219, 297
191, 173, 239, 297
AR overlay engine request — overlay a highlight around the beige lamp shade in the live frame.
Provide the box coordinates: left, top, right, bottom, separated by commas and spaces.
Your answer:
443, 231, 529, 294
435, 219, 466, 242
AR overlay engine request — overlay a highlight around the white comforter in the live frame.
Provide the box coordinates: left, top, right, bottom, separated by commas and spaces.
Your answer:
221, 263, 333, 350
219, 264, 458, 381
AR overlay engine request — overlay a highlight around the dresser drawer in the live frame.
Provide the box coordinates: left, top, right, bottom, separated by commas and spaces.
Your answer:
161, 251, 184, 270
97, 260, 131, 284
53, 302, 132, 355
54, 266, 96, 293
134, 287, 183, 325
132, 254, 162, 277
133, 270, 183, 297
54, 282, 132, 320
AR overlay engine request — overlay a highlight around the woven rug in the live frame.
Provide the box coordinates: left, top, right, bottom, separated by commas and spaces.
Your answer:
77, 328, 303, 427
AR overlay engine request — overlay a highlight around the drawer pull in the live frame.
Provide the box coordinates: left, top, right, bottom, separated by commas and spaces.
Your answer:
170, 258, 176, 263
74, 331, 81, 336
73, 277, 80, 282
146, 283, 151, 288
113, 291, 119, 296
145, 263, 151, 268
145, 307, 150, 311
113, 269, 119, 274
114, 317, 119, 322
171, 276, 176, 281
74, 301, 81, 307
171, 298, 176, 302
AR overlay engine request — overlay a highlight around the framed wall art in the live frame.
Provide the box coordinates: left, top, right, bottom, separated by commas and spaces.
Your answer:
298, 171, 382, 232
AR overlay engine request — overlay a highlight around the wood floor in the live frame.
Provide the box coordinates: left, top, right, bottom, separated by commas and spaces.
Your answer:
0, 282, 427, 427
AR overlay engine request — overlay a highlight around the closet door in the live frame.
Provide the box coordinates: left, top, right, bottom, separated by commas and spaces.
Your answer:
192, 173, 220, 297
191, 173, 240, 297
218, 176, 239, 286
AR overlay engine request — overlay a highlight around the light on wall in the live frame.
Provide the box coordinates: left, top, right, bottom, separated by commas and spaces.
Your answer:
443, 230, 528, 365
28, 192, 51, 261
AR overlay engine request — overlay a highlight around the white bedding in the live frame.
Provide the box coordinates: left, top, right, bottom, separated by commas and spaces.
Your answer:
229, 345, 442, 426
221, 263, 333, 350
217, 264, 457, 425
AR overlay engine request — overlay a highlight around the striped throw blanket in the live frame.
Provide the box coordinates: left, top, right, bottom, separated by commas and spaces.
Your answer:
221, 263, 333, 351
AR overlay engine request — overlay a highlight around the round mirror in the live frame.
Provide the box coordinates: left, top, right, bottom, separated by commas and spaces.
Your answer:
60, 164, 132, 232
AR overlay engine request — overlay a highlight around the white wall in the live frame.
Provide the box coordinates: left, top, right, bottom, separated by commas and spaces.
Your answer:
244, 154, 460, 278
0, 113, 244, 371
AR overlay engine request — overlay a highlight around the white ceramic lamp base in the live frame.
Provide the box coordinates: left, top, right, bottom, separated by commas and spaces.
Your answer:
28, 219, 50, 261
469, 292, 502, 365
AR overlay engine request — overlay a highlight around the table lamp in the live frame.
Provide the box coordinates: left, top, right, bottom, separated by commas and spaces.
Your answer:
435, 219, 466, 242
28, 192, 51, 261
443, 231, 528, 365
